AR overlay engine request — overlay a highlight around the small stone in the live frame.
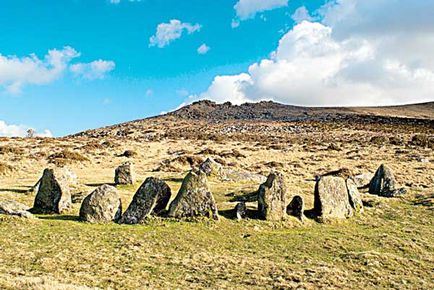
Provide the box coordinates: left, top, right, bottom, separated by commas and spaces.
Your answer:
114, 162, 135, 185
314, 176, 353, 221
79, 184, 122, 223
353, 173, 372, 189
31, 167, 73, 214
257, 171, 287, 221
199, 158, 223, 178
235, 202, 247, 220
168, 170, 219, 220
286, 195, 304, 221
120, 177, 171, 224
369, 164, 397, 197
0, 200, 33, 218
346, 179, 364, 213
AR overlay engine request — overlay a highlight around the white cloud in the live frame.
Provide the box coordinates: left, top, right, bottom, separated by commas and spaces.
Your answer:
70, 60, 115, 80
234, 0, 288, 20
149, 19, 201, 48
189, 1, 434, 106
0, 46, 79, 94
291, 6, 314, 24
0, 120, 52, 137
197, 44, 210, 55
0, 47, 115, 93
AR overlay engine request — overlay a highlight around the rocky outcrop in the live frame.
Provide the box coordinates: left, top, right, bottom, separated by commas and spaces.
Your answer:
79, 184, 122, 223
0, 200, 33, 218
257, 171, 287, 221
31, 167, 73, 214
286, 195, 304, 221
168, 170, 219, 220
120, 177, 171, 224
314, 176, 353, 221
114, 162, 135, 185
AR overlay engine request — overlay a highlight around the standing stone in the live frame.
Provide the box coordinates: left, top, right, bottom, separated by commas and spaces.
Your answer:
120, 177, 171, 224
168, 170, 219, 220
115, 162, 135, 185
235, 202, 247, 220
286, 195, 304, 221
32, 168, 72, 214
346, 179, 364, 213
79, 184, 122, 223
0, 200, 34, 218
199, 158, 223, 178
257, 171, 287, 221
369, 164, 397, 197
314, 176, 353, 221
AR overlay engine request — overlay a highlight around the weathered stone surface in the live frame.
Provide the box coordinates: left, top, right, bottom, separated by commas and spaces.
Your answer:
314, 176, 353, 221
79, 184, 122, 223
168, 170, 219, 220
223, 169, 266, 183
235, 202, 247, 220
353, 173, 372, 189
346, 179, 364, 213
0, 200, 33, 218
120, 177, 171, 224
32, 167, 72, 214
257, 171, 287, 221
114, 162, 135, 185
199, 158, 223, 178
369, 164, 397, 197
286, 195, 304, 221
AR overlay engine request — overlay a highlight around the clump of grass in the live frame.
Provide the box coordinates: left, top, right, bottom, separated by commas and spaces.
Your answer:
0, 146, 25, 155
48, 150, 89, 166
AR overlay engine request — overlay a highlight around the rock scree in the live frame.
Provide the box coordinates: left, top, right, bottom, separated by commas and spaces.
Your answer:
314, 176, 353, 221
31, 167, 73, 214
168, 170, 219, 220
120, 177, 171, 224
257, 171, 287, 221
79, 184, 122, 223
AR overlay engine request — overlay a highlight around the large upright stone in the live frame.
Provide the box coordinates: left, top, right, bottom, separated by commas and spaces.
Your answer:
286, 195, 304, 221
346, 179, 364, 213
120, 177, 171, 224
199, 158, 223, 178
257, 171, 287, 221
369, 164, 397, 197
168, 170, 219, 220
32, 168, 72, 214
79, 184, 122, 223
314, 176, 353, 221
115, 162, 135, 185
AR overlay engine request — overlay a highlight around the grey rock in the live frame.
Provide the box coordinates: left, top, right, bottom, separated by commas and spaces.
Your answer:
257, 171, 287, 221
353, 173, 372, 189
199, 158, 223, 178
32, 167, 72, 214
235, 202, 247, 220
314, 176, 353, 221
79, 184, 122, 223
286, 195, 304, 221
0, 200, 33, 218
115, 162, 135, 185
346, 179, 364, 213
369, 164, 398, 197
168, 170, 219, 220
120, 177, 171, 224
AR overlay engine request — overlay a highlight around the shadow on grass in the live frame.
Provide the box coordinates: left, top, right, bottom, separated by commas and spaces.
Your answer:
0, 188, 31, 194
85, 183, 116, 187
218, 208, 261, 220
164, 177, 184, 183
37, 215, 80, 221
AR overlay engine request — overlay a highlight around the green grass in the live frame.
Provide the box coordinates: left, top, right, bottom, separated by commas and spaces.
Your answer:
0, 187, 433, 289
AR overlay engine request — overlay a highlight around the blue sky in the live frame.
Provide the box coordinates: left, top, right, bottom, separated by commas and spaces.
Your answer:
1, 0, 434, 136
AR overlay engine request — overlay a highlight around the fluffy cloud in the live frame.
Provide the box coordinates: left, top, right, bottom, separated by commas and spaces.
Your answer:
70, 60, 115, 80
0, 47, 115, 93
291, 6, 314, 24
189, 0, 434, 106
0, 120, 52, 137
149, 20, 201, 48
234, 0, 288, 20
197, 44, 210, 55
